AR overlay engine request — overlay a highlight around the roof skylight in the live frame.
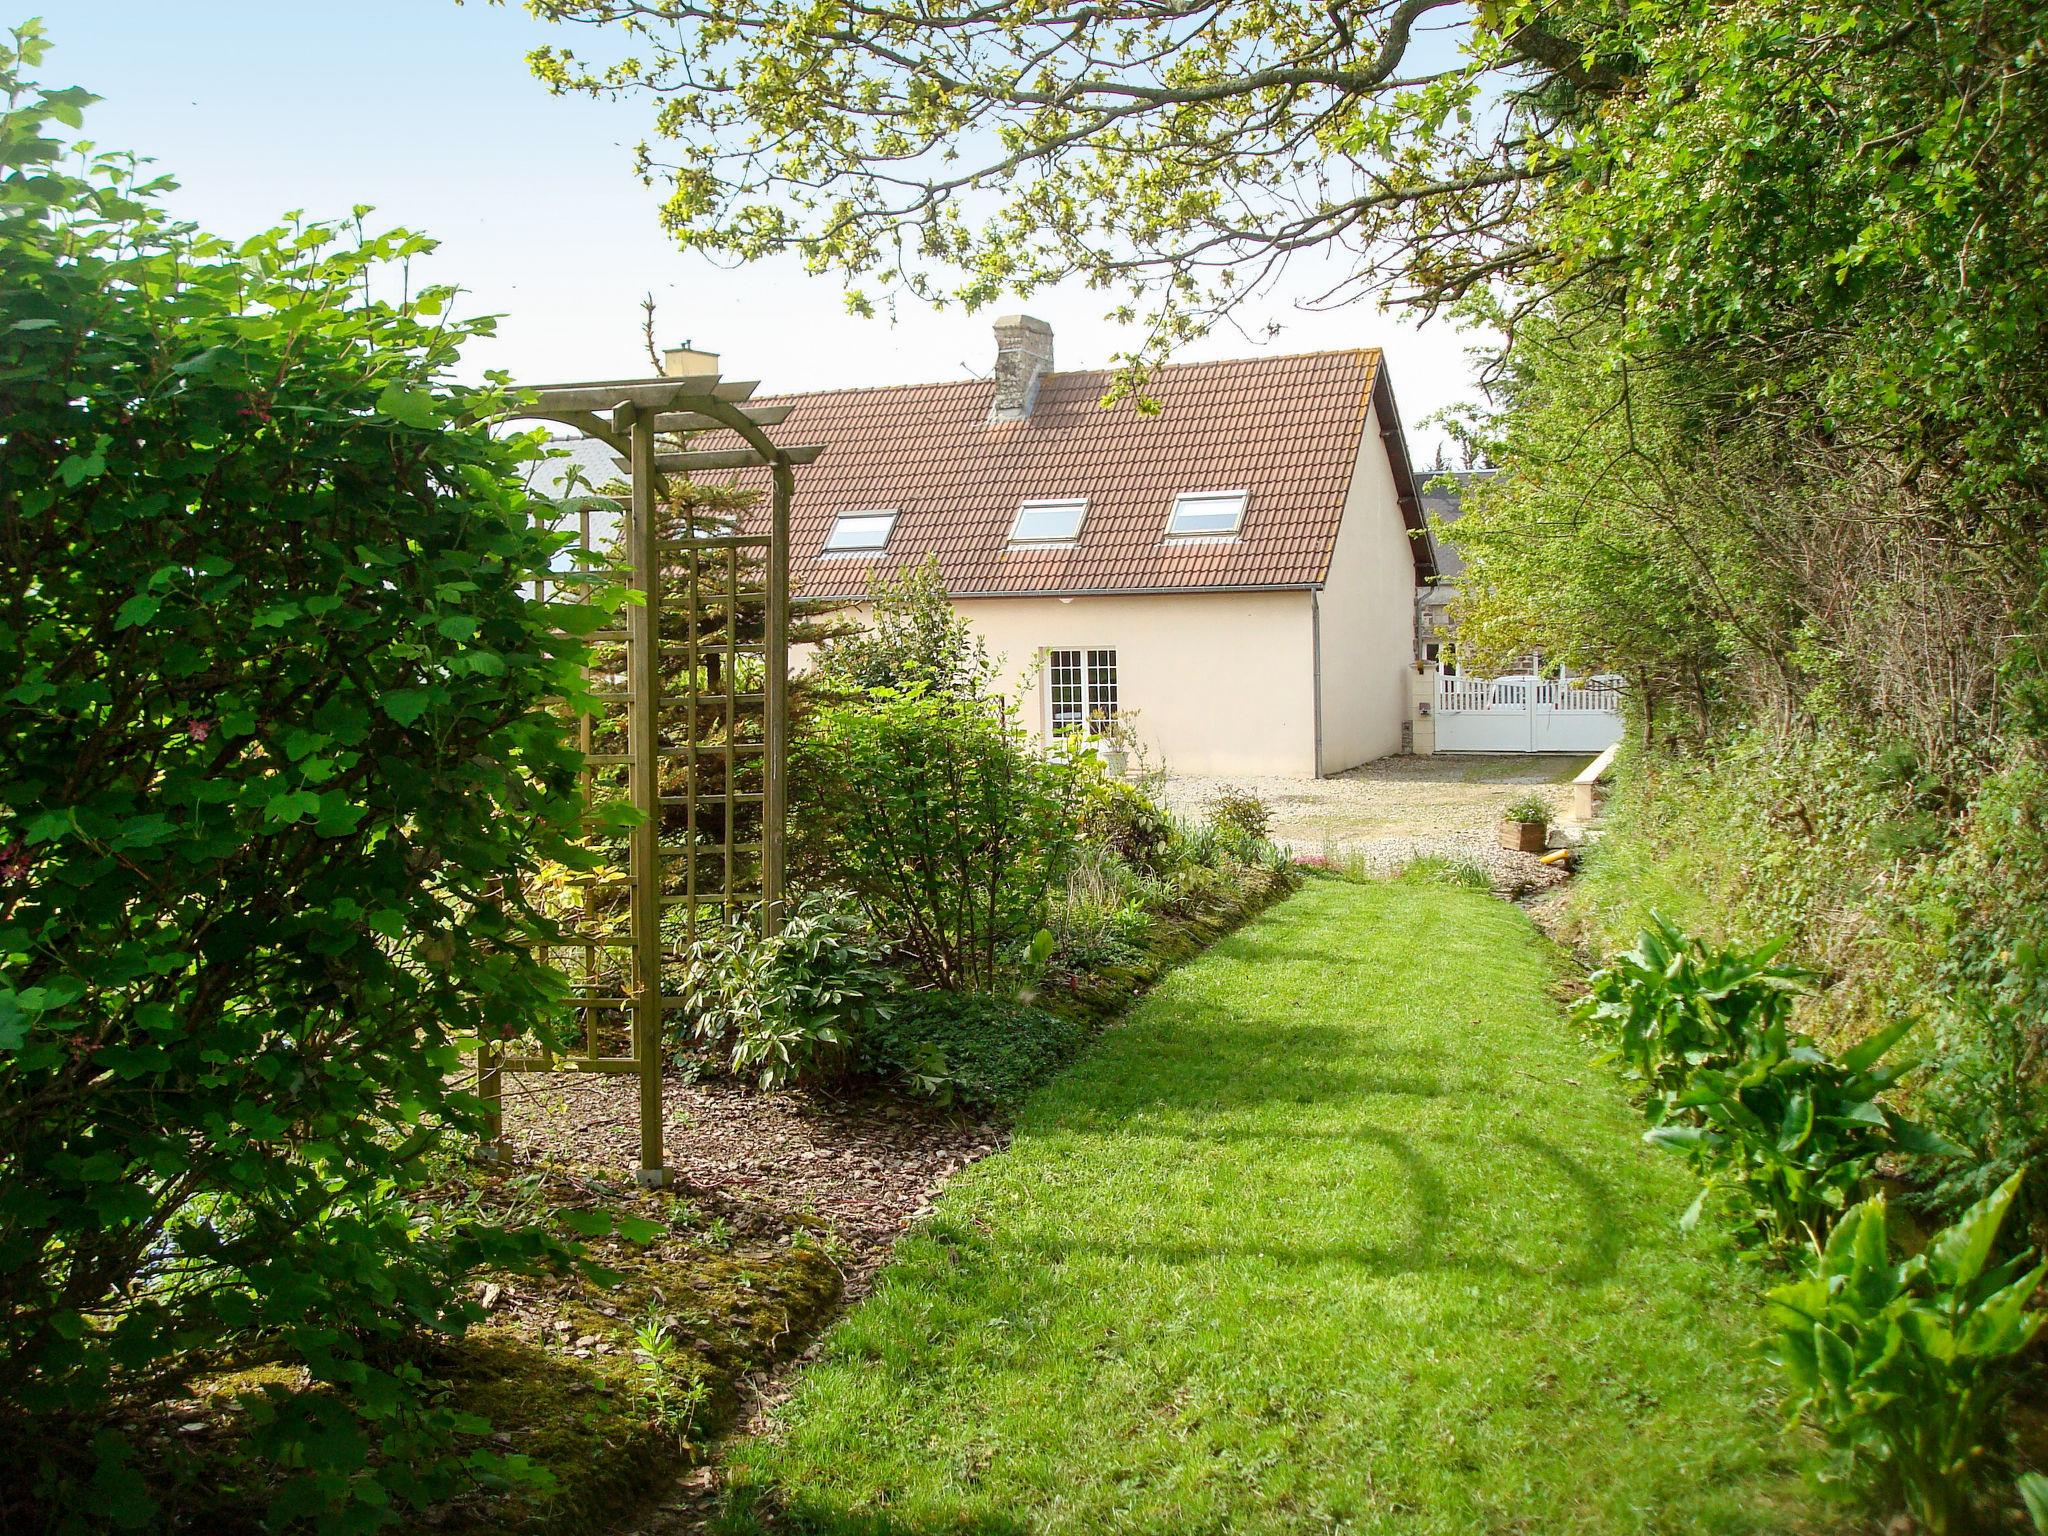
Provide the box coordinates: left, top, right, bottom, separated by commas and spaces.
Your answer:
1008, 497, 1088, 546
1165, 490, 1249, 539
822, 509, 899, 554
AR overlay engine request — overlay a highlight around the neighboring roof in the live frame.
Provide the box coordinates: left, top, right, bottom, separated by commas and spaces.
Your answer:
687, 349, 1432, 600
1417, 467, 1495, 605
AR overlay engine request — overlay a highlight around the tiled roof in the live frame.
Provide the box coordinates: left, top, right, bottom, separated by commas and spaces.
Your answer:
697, 349, 1426, 600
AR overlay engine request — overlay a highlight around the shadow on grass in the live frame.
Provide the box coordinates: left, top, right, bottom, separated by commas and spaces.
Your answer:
1020, 1124, 1624, 1287
713, 1495, 1034, 1536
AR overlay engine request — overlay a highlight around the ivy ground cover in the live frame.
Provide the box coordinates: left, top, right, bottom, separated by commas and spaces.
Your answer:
715, 878, 1828, 1534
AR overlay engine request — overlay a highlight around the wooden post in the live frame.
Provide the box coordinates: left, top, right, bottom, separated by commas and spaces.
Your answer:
620, 401, 668, 1188
477, 1031, 505, 1163
763, 458, 792, 937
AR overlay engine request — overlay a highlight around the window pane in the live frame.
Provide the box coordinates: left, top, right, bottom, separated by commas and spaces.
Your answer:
1166, 491, 1247, 537
824, 510, 897, 551
1010, 499, 1087, 543
1085, 648, 1118, 732
1048, 648, 1084, 732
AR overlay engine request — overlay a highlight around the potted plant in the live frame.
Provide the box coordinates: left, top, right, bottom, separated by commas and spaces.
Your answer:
1499, 794, 1552, 854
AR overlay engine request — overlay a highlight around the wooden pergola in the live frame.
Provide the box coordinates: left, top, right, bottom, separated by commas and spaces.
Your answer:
484, 372, 823, 1187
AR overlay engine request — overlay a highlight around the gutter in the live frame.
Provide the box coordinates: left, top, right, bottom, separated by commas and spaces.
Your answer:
1311, 590, 1325, 779
1372, 362, 1439, 585
797, 581, 1320, 604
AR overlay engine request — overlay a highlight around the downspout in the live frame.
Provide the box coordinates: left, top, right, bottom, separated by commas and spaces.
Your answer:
1311, 590, 1325, 779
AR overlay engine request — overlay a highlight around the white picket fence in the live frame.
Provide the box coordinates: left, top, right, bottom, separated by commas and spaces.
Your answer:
1434, 670, 1625, 754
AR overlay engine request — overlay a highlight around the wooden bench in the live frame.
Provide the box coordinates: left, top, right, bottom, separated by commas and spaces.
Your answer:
1571, 742, 1619, 823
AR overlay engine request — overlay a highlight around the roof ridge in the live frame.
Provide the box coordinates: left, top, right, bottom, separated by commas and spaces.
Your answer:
753, 345, 1382, 403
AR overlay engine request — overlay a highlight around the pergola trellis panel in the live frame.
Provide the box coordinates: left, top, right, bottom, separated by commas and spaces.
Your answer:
481, 374, 820, 1186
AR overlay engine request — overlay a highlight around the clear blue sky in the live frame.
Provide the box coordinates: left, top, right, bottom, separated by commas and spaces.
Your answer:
29, 2, 1481, 454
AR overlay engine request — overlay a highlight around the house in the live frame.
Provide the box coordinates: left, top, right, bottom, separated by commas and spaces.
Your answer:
1407, 467, 1627, 756
540, 319, 1437, 777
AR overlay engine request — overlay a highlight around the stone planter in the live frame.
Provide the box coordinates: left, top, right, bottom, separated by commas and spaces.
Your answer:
1499, 819, 1549, 854
1096, 745, 1129, 778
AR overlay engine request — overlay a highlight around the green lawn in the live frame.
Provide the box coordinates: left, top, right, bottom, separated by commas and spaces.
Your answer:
716, 879, 1828, 1535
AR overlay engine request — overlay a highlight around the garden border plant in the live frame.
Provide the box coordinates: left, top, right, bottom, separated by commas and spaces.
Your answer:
0, 32, 617, 1531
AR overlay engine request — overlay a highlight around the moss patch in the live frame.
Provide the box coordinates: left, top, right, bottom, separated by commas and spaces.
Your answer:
152, 1166, 842, 1536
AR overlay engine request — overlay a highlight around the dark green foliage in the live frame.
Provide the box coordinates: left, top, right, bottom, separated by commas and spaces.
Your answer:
1576, 914, 1814, 1122
1645, 1013, 1953, 1250
0, 31, 592, 1530
858, 992, 1083, 1109
1583, 921, 1954, 1248
1767, 1171, 2046, 1535
806, 556, 994, 700
1077, 777, 1174, 872
795, 688, 1079, 992
677, 896, 898, 1090
1902, 759, 2048, 1227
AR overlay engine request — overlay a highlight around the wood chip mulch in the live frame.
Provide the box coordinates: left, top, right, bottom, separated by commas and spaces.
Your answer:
499, 1069, 1004, 1532
500, 1065, 1002, 1325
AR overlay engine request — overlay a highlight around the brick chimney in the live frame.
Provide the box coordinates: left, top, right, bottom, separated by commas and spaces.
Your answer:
988, 315, 1054, 422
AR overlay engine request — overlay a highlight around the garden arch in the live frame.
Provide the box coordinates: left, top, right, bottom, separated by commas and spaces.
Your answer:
484, 374, 821, 1186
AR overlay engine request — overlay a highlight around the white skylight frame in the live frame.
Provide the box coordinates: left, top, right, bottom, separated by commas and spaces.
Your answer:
1008, 497, 1089, 547
1164, 489, 1250, 540
821, 508, 899, 555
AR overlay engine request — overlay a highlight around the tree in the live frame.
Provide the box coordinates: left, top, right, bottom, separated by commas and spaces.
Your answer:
506, 0, 1599, 383
1, 26, 593, 1528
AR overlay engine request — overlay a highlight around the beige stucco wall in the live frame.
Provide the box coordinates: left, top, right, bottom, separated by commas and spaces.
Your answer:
1314, 394, 1424, 772
954, 592, 1320, 777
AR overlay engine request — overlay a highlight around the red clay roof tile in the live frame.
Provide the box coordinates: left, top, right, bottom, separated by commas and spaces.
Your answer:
708, 348, 1393, 600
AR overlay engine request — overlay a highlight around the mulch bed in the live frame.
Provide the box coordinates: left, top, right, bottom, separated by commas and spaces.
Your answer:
497, 1071, 1004, 1532
501, 1070, 1004, 1305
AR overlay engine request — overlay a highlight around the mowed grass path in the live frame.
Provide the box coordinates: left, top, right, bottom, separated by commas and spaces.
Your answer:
718, 880, 1826, 1535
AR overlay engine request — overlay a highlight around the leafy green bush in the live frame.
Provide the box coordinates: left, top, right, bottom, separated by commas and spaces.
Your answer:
1582, 919, 1954, 1246
677, 897, 897, 1089
0, 33, 588, 1529
1645, 1014, 1951, 1247
1206, 785, 1272, 843
858, 992, 1083, 1109
1900, 758, 2048, 1225
1048, 894, 1154, 979
1502, 793, 1552, 827
1575, 914, 1814, 1122
1767, 1170, 2046, 1534
807, 555, 994, 699
795, 688, 1079, 991
1078, 777, 1174, 871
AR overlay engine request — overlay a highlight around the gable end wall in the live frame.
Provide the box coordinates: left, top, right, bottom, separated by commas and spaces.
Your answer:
1315, 395, 1421, 772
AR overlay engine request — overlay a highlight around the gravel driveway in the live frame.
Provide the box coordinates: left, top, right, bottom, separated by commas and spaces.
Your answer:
1159, 753, 1595, 893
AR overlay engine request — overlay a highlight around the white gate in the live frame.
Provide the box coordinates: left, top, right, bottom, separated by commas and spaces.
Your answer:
1433, 669, 1624, 754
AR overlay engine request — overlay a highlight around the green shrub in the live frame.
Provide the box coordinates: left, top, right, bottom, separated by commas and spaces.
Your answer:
1575, 914, 1815, 1122
1502, 793, 1553, 826
807, 555, 994, 699
677, 896, 897, 1089
1900, 758, 2048, 1226
795, 688, 1079, 991
1049, 895, 1154, 979
1078, 777, 1174, 871
1582, 919, 1956, 1247
1207, 785, 1272, 842
1644, 1013, 1951, 1248
0, 35, 587, 1529
1767, 1170, 2046, 1534
858, 992, 1084, 1109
